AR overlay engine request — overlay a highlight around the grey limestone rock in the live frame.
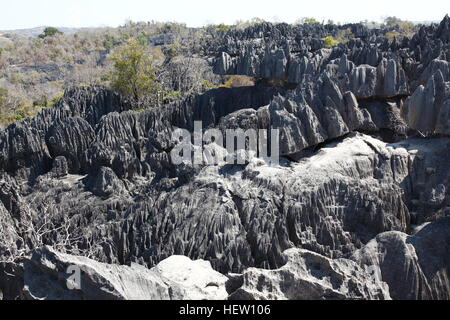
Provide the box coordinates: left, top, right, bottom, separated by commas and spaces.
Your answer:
402, 70, 450, 135
352, 218, 450, 300
228, 248, 391, 300
51, 156, 69, 178
1, 16, 450, 301
5, 246, 228, 300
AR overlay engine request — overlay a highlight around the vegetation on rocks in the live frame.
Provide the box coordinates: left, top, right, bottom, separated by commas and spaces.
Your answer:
0, 16, 424, 126
38, 27, 64, 39
109, 38, 159, 107
0, 14, 449, 300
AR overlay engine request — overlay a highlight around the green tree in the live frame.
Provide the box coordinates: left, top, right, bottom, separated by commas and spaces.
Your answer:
0, 88, 12, 125
384, 17, 402, 28
215, 23, 230, 32
0, 47, 4, 71
384, 17, 415, 37
322, 36, 338, 48
109, 38, 159, 107
298, 17, 320, 25
38, 27, 63, 39
0, 88, 8, 104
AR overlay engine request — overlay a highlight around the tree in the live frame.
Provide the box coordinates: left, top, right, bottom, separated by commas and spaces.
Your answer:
38, 27, 63, 39
0, 88, 14, 125
235, 17, 266, 29
384, 17, 415, 38
298, 17, 320, 25
322, 36, 339, 48
0, 47, 5, 70
163, 56, 216, 93
109, 38, 159, 107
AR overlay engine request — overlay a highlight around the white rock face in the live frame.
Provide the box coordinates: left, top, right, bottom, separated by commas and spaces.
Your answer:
18, 246, 228, 300
352, 217, 450, 300
22, 246, 170, 300
402, 69, 450, 135
153, 255, 229, 300
226, 217, 450, 300
228, 248, 391, 300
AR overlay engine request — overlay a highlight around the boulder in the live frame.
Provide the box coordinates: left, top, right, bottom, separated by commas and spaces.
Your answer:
352, 218, 450, 300
228, 248, 391, 300
152, 255, 228, 300
402, 70, 449, 134
1, 246, 228, 300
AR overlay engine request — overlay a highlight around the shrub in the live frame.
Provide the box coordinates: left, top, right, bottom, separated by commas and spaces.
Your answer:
163, 90, 183, 103
38, 27, 63, 39
235, 18, 266, 29
33, 96, 48, 108
109, 38, 159, 107
336, 28, 354, 43
298, 17, 320, 25
202, 79, 219, 90
385, 31, 400, 40
220, 75, 255, 88
215, 24, 230, 32
322, 36, 339, 48
384, 17, 415, 38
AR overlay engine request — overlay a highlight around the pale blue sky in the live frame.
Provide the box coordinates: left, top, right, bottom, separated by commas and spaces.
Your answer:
1, 0, 448, 30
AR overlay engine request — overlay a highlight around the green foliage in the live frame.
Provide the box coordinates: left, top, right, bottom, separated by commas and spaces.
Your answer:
109, 38, 159, 106
235, 18, 266, 29
219, 75, 255, 88
13, 104, 35, 121
202, 79, 219, 89
385, 31, 400, 40
49, 91, 64, 106
166, 43, 183, 58
33, 96, 48, 108
299, 17, 320, 25
100, 74, 110, 82
335, 28, 354, 44
384, 17, 402, 28
163, 90, 182, 103
0, 88, 8, 103
384, 16, 415, 38
321, 28, 353, 49
215, 24, 231, 32
38, 27, 63, 39
0, 88, 20, 125
0, 21, 223, 124
137, 33, 149, 46
322, 36, 339, 48
0, 47, 4, 70
102, 34, 120, 50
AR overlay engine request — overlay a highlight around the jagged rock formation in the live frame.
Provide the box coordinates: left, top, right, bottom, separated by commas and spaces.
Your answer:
402, 67, 450, 135
227, 248, 391, 300
227, 217, 450, 300
352, 217, 450, 300
0, 246, 228, 300
1, 16, 450, 300
1, 132, 448, 275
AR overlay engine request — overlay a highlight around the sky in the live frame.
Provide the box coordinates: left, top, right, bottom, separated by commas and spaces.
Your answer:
0, 0, 448, 30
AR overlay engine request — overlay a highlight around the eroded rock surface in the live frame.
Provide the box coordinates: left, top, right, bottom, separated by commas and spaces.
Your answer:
1, 16, 449, 300
228, 248, 391, 300
352, 217, 450, 300
228, 217, 449, 300
0, 246, 227, 300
